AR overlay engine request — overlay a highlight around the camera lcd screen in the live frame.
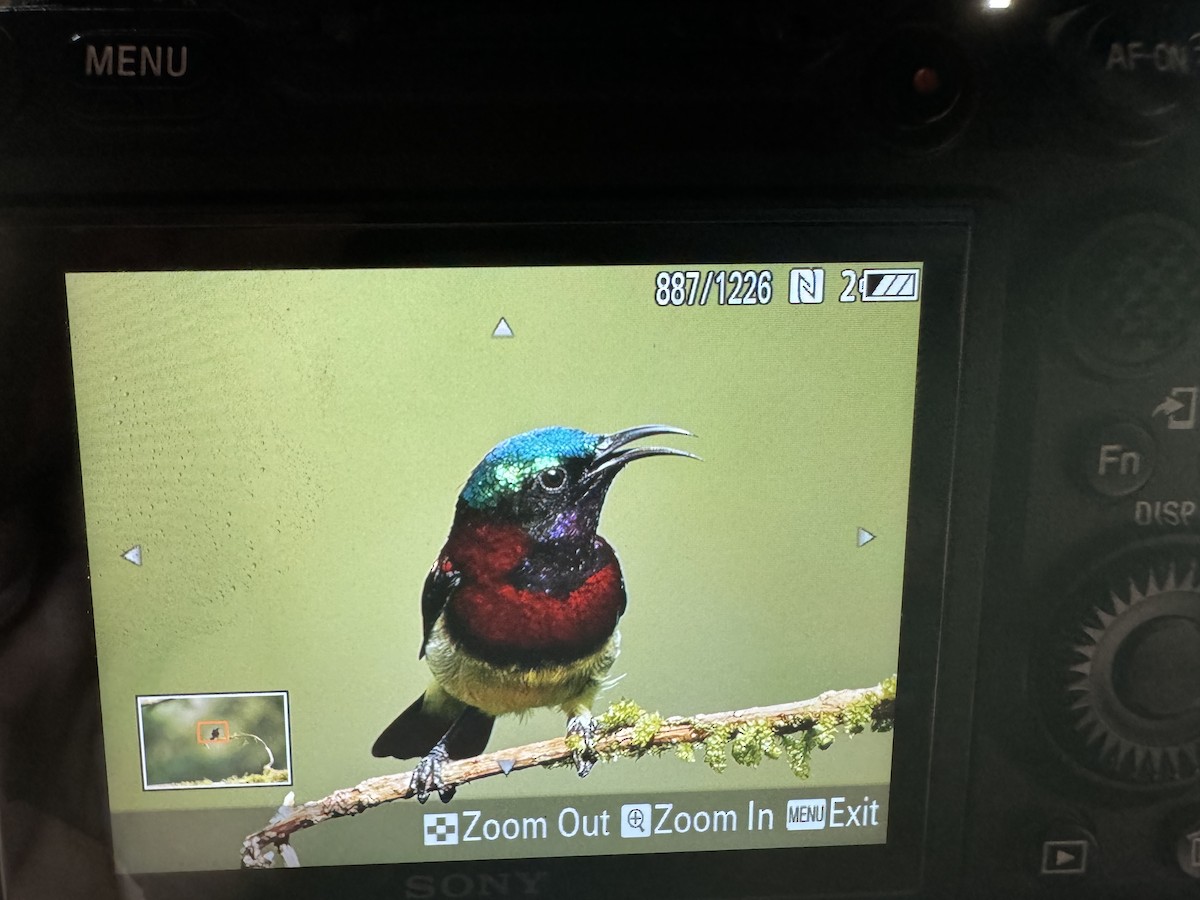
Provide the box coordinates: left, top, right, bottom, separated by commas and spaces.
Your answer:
64, 259, 922, 874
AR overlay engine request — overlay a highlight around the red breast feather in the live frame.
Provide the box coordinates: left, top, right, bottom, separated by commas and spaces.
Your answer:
442, 520, 626, 667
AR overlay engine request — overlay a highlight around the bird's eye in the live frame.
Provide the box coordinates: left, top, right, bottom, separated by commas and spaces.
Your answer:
537, 467, 568, 492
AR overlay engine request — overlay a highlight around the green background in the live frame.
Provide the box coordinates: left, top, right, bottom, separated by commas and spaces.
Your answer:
67, 264, 919, 865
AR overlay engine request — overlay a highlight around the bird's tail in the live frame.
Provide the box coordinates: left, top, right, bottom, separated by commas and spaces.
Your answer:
371, 686, 495, 761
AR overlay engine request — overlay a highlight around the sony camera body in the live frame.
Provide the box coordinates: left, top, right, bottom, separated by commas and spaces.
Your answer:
0, 3, 1198, 899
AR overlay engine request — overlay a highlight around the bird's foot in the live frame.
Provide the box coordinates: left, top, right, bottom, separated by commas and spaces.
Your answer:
566, 713, 599, 778
410, 742, 457, 804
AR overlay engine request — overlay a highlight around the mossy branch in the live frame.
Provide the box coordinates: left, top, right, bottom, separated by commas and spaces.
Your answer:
241, 676, 895, 869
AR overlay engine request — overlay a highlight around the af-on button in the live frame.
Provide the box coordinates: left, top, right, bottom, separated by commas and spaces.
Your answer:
1083, 422, 1156, 497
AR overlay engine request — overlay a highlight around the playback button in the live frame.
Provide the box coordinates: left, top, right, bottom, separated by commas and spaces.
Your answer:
1041, 840, 1088, 876
1036, 821, 1098, 879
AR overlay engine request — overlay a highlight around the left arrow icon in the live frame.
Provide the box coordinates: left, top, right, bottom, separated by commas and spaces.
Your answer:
122, 545, 142, 566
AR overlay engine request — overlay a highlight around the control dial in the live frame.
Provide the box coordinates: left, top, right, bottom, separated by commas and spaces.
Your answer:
1055, 552, 1200, 785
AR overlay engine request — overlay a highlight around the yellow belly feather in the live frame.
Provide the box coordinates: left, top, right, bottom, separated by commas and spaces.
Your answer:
423, 616, 620, 719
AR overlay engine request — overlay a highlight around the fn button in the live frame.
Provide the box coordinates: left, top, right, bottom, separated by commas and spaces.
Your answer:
1085, 422, 1156, 497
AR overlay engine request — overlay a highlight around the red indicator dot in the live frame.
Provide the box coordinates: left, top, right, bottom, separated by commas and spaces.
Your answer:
912, 67, 942, 96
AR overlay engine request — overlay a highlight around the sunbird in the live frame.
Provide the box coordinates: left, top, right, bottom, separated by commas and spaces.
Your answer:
372, 424, 695, 801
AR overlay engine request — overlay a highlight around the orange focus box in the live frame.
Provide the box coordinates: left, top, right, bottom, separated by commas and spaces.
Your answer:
197, 720, 230, 744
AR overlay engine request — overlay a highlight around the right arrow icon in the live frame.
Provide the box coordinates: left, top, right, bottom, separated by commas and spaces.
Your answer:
857, 528, 876, 548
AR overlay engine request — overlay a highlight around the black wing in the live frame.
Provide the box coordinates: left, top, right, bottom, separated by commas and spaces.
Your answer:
419, 556, 461, 659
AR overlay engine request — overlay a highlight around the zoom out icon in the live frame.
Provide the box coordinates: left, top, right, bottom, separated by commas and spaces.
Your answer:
424, 812, 460, 846
621, 803, 652, 838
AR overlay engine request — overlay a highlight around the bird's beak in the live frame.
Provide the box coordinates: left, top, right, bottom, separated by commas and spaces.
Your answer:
584, 424, 699, 482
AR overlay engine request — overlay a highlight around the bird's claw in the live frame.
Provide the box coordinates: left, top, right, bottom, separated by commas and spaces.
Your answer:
411, 742, 456, 803
566, 714, 598, 778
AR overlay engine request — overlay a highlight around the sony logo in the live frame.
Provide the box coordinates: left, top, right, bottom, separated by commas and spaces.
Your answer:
403, 871, 549, 899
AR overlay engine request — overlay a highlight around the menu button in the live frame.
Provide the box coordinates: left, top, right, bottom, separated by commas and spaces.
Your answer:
70, 33, 208, 88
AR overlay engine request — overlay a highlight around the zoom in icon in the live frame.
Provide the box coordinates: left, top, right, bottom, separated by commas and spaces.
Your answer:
621, 804, 651, 839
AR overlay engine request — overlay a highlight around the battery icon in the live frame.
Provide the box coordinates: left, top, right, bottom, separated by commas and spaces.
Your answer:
859, 268, 920, 302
